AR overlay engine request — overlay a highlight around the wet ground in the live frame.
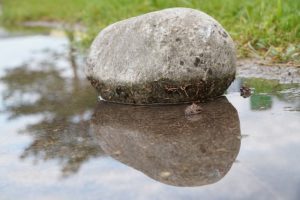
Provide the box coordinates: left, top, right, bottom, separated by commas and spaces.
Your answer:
0, 28, 299, 200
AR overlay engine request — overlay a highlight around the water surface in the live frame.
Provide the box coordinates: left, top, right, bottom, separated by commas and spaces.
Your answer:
0, 29, 299, 200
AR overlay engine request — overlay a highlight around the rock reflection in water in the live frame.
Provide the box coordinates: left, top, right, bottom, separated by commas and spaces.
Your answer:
91, 97, 241, 187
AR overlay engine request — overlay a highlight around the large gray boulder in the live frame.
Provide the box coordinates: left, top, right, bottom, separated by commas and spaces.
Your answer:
86, 8, 236, 104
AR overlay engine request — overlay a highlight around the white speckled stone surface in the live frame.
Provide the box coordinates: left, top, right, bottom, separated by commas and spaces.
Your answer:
86, 8, 236, 104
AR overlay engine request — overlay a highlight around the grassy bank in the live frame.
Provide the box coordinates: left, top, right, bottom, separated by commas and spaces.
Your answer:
1, 0, 299, 64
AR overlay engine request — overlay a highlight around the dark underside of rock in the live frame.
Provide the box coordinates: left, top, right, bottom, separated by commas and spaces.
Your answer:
88, 75, 235, 105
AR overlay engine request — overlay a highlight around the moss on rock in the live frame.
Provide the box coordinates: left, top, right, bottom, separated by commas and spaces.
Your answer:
88, 74, 235, 104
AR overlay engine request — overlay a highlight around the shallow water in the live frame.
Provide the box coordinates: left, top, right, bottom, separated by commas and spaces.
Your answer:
0, 29, 299, 200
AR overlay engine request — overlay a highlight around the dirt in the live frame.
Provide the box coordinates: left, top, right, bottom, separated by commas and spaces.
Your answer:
237, 59, 300, 84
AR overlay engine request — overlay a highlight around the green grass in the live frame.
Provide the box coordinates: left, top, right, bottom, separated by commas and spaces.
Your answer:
1, 0, 300, 64
243, 78, 297, 93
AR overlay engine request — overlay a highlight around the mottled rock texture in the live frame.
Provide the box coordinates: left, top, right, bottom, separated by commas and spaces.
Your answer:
86, 8, 236, 104
91, 97, 241, 186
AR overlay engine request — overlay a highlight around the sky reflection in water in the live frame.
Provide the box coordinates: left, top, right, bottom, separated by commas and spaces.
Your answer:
0, 31, 299, 200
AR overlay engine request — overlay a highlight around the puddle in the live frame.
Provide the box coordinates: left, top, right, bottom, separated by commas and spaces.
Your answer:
0, 28, 299, 200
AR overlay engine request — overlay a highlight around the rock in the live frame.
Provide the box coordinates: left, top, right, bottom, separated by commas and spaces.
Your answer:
185, 103, 202, 115
240, 86, 252, 98
90, 97, 241, 186
86, 8, 236, 104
